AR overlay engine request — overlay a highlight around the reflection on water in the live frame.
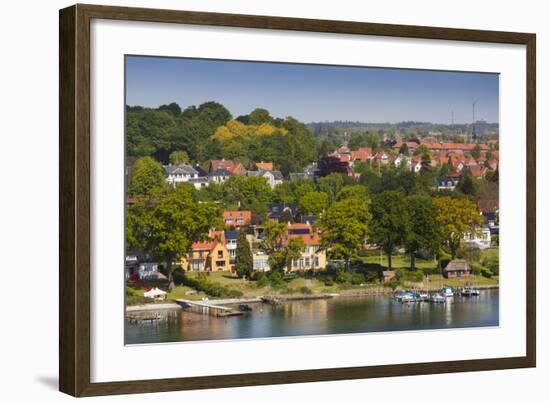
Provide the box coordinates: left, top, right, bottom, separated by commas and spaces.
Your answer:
125, 289, 499, 344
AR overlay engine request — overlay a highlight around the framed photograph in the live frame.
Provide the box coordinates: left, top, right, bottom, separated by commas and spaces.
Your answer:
59, 4, 536, 397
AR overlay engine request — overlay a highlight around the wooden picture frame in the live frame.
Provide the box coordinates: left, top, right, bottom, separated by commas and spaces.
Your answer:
59, 3, 536, 397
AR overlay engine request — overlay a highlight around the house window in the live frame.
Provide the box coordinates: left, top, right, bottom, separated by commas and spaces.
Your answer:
216, 261, 225, 267
314, 256, 319, 267
217, 250, 223, 258
305, 257, 310, 267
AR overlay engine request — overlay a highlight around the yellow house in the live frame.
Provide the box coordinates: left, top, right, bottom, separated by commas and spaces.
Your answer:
284, 223, 327, 272
180, 232, 232, 273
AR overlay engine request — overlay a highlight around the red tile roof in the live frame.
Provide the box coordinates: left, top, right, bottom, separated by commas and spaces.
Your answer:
223, 210, 252, 227
255, 162, 273, 171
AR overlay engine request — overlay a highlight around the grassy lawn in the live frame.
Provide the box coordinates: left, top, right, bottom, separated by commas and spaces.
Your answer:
360, 254, 437, 269
360, 248, 499, 271
419, 274, 498, 290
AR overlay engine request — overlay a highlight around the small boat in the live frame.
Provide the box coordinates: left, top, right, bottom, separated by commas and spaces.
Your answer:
399, 292, 418, 303
431, 293, 445, 303
417, 291, 429, 301
394, 290, 409, 301
461, 286, 481, 297
238, 304, 253, 312
440, 286, 454, 297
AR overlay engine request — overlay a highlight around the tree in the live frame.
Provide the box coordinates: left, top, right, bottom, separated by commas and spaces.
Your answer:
405, 195, 440, 269
126, 185, 222, 289
285, 237, 306, 272
413, 144, 430, 156
177, 101, 232, 162
235, 230, 253, 278
420, 153, 431, 173
399, 143, 409, 155
248, 108, 273, 125
299, 191, 328, 215
471, 144, 482, 160
369, 191, 410, 270
126, 109, 178, 160
317, 155, 349, 177
128, 156, 165, 196
433, 196, 484, 259
457, 168, 477, 196
168, 150, 189, 165
278, 209, 295, 224
260, 221, 287, 271
158, 102, 182, 116
335, 185, 369, 202
320, 197, 370, 270
316, 173, 350, 204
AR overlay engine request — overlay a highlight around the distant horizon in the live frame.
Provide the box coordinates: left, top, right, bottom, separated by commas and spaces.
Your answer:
126, 56, 499, 124
125, 102, 499, 126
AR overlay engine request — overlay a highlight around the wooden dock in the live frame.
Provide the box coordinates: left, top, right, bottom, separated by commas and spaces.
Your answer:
175, 299, 243, 317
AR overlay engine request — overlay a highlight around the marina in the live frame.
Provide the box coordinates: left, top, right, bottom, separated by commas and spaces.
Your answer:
125, 289, 499, 344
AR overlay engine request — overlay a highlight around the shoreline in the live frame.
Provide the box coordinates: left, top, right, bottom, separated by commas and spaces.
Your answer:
126, 285, 499, 312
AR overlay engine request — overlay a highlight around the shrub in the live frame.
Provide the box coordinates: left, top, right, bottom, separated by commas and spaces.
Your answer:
471, 262, 493, 278
300, 286, 313, 295
268, 270, 287, 289
335, 271, 350, 284
384, 280, 399, 290
397, 269, 423, 282
350, 273, 366, 285
256, 274, 270, 288
483, 255, 499, 276
324, 277, 334, 287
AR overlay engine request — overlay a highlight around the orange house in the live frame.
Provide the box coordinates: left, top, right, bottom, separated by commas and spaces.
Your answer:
180, 234, 232, 273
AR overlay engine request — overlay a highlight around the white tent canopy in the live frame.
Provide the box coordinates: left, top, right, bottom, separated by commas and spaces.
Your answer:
143, 287, 167, 299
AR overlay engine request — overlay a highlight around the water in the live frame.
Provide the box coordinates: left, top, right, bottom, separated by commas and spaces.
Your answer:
125, 289, 499, 344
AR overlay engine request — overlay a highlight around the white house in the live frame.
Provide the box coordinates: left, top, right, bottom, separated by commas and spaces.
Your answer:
464, 227, 492, 249
247, 169, 283, 188
252, 251, 270, 272
164, 165, 199, 186
208, 168, 233, 183
225, 230, 238, 264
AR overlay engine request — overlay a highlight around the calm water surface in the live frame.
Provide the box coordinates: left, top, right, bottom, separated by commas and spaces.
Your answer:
125, 289, 499, 344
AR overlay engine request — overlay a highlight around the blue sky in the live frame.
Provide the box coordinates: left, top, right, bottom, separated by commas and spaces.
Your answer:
125, 56, 499, 124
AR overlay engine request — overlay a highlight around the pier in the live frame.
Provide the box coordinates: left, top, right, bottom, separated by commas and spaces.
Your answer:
175, 299, 244, 317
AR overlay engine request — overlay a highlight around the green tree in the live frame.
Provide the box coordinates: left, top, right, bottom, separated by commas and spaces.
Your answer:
235, 230, 253, 278
405, 195, 440, 269
126, 109, 178, 159
369, 191, 410, 270
321, 197, 370, 270
285, 237, 306, 272
420, 153, 432, 173
399, 143, 409, 155
168, 150, 189, 165
260, 221, 287, 271
471, 144, 482, 160
248, 108, 273, 125
433, 196, 484, 259
316, 173, 350, 204
299, 191, 328, 215
457, 168, 477, 196
128, 156, 165, 196
158, 102, 182, 117
126, 185, 222, 289
335, 185, 369, 202
413, 144, 430, 156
